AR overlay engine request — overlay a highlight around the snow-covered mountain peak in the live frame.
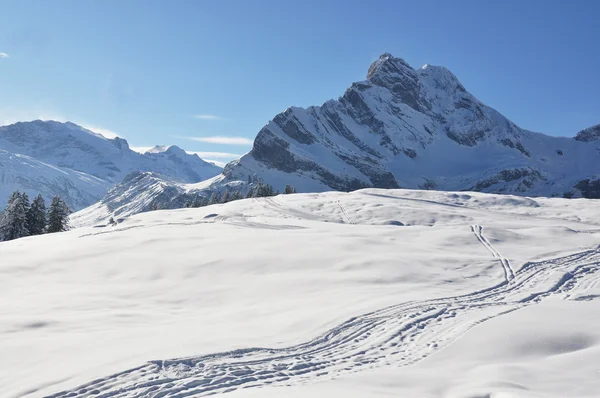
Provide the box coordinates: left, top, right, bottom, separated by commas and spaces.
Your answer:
146, 145, 169, 153
209, 53, 600, 202
417, 63, 465, 94
163, 145, 189, 157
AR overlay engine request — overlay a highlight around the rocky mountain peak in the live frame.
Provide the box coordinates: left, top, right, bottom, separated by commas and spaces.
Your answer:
574, 124, 600, 142
366, 53, 413, 80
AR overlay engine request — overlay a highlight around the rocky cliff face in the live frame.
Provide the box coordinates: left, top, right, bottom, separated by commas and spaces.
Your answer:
575, 124, 600, 143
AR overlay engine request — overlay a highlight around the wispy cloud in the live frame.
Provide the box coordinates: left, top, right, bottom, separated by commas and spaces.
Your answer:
79, 124, 121, 139
188, 151, 241, 159
131, 146, 154, 154
193, 114, 224, 121
0, 52, 9, 58
181, 135, 253, 145
204, 159, 227, 167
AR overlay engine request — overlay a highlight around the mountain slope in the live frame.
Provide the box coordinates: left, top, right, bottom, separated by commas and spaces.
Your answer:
0, 120, 222, 209
0, 149, 110, 210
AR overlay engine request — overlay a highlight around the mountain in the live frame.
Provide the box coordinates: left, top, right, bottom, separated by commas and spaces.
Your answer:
220, 53, 600, 196
0, 120, 222, 210
0, 149, 111, 210
70, 171, 242, 226
73, 53, 600, 225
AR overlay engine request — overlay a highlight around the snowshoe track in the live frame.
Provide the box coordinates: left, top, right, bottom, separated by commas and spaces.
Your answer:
46, 247, 600, 398
471, 224, 515, 282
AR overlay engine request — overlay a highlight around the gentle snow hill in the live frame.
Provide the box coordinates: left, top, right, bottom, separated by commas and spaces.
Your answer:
0, 120, 222, 209
3, 189, 600, 398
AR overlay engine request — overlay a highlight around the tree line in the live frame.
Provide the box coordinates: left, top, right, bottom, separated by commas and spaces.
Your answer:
184, 182, 297, 208
0, 191, 70, 242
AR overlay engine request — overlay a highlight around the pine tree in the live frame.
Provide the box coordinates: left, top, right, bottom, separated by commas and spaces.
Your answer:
245, 187, 254, 199
230, 191, 243, 201
220, 190, 230, 203
201, 197, 209, 207
0, 191, 30, 241
208, 192, 219, 205
27, 194, 47, 235
190, 195, 203, 208
21, 192, 31, 215
47, 195, 70, 233
284, 184, 297, 194
253, 182, 275, 197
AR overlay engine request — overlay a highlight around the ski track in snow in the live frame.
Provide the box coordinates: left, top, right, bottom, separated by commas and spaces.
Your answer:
336, 200, 355, 225
471, 224, 516, 282
45, 246, 600, 398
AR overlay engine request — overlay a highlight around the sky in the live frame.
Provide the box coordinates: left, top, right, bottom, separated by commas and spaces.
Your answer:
0, 0, 598, 166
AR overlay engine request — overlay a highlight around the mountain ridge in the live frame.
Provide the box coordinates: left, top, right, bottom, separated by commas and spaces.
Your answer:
0, 120, 222, 210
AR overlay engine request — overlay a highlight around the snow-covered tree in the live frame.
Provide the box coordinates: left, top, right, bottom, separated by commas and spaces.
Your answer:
201, 196, 209, 207
253, 182, 275, 197
27, 194, 47, 235
189, 195, 202, 208
47, 195, 70, 233
0, 191, 30, 241
284, 184, 296, 194
208, 192, 219, 205
230, 191, 243, 201
21, 192, 31, 214
245, 187, 254, 199
220, 190, 230, 203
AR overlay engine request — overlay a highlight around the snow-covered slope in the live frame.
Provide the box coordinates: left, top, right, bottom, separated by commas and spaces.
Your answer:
0, 149, 110, 210
71, 171, 245, 226
0, 120, 222, 209
220, 53, 600, 196
3, 189, 600, 397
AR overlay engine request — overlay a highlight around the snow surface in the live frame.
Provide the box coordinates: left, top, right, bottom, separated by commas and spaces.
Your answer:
2, 189, 600, 397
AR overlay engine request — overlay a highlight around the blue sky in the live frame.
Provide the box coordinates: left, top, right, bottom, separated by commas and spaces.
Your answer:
0, 0, 598, 165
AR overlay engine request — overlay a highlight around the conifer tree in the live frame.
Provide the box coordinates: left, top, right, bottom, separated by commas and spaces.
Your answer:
27, 194, 47, 235
191, 195, 203, 208
230, 191, 243, 201
208, 192, 219, 205
245, 187, 254, 199
0, 191, 30, 241
47, 195, 70, 233
284, 184, 297, 194
220, 190, 230, 203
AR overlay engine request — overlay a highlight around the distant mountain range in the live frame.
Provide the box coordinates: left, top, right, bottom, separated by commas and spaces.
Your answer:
72, 53, 600, 225
4, 54, 600, 225
0, 120, 222, 210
